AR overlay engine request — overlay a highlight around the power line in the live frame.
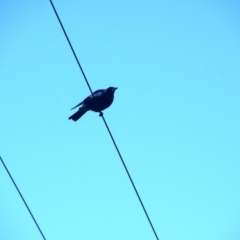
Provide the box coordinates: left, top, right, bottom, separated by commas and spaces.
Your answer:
49, 0, 93, 95
0, 156, 46, 240
101, 117, 159, 239
48, 1, 159, 239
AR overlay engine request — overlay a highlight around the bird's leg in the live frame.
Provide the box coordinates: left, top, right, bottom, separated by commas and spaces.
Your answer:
99, 111, 103, 117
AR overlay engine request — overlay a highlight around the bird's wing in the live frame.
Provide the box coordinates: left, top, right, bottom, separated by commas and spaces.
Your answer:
70, 100, 84, 110
84, 89, 105, 101
91, 89, 105, 98
70, 89, 104, 110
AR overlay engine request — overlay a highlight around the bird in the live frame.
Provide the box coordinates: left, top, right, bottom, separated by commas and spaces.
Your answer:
68, 87, 117, 121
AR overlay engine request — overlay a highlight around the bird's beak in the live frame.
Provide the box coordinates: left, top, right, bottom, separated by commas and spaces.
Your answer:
114, 87, 118, 91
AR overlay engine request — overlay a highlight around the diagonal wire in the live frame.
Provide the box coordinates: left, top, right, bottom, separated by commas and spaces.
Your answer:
49, 0, 93, 95
101, 117, 159, 240
48, 1, 159, 239
0, 156, 46, 240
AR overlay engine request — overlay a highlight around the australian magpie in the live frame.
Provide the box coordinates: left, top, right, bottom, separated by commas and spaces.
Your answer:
68, 87, 117, 121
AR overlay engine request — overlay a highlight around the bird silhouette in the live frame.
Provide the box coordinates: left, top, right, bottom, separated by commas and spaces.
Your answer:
68, 87, 117, 121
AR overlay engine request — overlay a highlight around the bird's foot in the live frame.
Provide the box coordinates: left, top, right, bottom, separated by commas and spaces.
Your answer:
99, 112, 103, 117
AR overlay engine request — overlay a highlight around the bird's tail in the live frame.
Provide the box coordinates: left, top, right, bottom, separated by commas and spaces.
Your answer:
68, 106, 87, 121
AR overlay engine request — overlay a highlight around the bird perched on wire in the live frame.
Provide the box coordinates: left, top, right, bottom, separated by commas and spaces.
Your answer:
68, 87, 117, 121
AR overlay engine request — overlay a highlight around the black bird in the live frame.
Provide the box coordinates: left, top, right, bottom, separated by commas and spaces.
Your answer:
68, 87, 117, 121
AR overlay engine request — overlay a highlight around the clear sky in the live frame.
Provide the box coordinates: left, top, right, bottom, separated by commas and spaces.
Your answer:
1, 0, 240, 239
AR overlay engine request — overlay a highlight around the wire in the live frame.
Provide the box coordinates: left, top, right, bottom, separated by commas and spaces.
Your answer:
48, 1, 159, 239
49, 0, 93, 95
0, 156, 46, 240
101, 117, 159, 240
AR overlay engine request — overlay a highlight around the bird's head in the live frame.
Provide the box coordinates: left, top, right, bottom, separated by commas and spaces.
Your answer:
108, 87, 118, 94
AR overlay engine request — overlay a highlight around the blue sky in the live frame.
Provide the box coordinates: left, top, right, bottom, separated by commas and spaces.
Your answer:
1, 0, 240, 239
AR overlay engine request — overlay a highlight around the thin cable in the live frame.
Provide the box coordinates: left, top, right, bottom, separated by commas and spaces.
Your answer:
0, 156, 46, 240
48, 1, 159, 239
102, 116, 159, 240
49, 0, 93, 95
